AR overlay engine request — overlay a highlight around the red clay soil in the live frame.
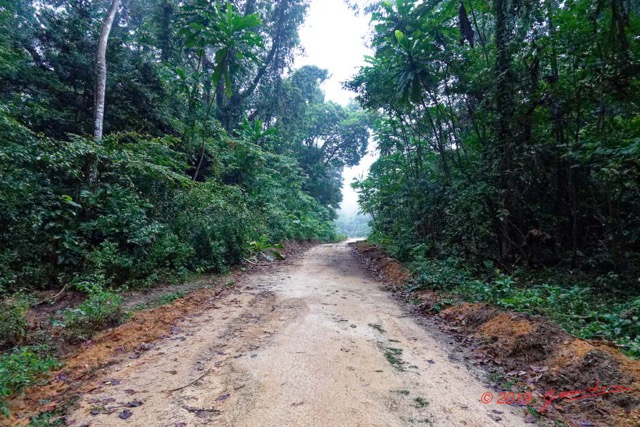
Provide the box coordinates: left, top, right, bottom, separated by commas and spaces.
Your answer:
353, 241, 411, 287
3, 285, 230, 425
353, 241, 640, 427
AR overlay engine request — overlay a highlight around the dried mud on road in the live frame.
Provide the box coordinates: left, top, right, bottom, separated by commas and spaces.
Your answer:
8, 243, 529, 426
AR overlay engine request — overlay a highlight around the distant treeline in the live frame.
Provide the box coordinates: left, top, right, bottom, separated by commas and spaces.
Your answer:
336, 213, 372, 238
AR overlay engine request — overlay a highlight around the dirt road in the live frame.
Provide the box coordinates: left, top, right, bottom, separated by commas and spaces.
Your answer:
68, 242, 528, 426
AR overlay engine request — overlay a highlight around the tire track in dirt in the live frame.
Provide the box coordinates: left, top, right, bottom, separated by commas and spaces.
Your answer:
63, 242, 528, 426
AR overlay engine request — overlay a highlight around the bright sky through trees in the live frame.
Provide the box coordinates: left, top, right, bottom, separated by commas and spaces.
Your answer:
294, 0, 375, 216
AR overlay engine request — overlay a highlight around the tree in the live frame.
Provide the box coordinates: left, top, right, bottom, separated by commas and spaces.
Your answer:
94, 0, 121, 142
349, 0, 640, 272
267, 67, 370, 212
0, 0, 361, 300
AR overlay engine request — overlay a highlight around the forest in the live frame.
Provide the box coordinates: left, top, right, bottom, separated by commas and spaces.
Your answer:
349, 0, 640, 357
0, 0, 373, 294
1, 0, 640, 421
0, 0, 369, 412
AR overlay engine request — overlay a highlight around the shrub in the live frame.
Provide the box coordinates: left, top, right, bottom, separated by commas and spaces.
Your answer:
0, 346, 60, 416
61, 284, 124, 342
0, 112, 341, 298
0, 296, 31, 350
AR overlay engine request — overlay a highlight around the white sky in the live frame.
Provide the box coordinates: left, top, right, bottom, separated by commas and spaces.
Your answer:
294, 0, 377, 217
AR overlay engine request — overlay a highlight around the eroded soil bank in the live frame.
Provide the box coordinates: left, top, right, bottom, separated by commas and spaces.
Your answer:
353, 241, 640, 427
6, 242, 529, 426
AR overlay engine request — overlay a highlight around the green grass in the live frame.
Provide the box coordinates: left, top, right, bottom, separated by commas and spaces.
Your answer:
383, 347, 406, 371
413, 397, 429, 408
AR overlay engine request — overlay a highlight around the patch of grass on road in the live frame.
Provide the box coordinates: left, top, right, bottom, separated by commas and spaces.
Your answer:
413, 397, 429, 408
383, 347, 406, 371
368, 323, 385, 333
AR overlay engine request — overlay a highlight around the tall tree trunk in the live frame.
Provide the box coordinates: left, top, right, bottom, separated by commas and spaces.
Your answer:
493, 0, 515, 260
94, 0, 121, 142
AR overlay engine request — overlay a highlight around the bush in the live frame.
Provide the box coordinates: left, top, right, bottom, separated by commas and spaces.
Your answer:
61, 283, 124, 342
173, 183, 255, 272
0, 345, 60, 416
0, 110, 341, 298
0, 296, 31, 350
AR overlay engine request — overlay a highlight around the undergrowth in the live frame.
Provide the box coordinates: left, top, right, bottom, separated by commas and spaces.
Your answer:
0, 295, 31, 350
56, 279, 126, 343
407, 257, 640, 358
0, 346, 60, 417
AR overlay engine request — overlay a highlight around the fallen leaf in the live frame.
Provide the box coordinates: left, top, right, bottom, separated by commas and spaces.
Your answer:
55, 373, 69, 382
118, 409, 133, 420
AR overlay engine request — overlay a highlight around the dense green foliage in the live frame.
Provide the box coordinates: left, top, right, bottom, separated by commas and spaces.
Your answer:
0, 0, 369, 296
351, 0, 639, 271
0, 346, 61, 416
0, 296, 31, 350
349, 0, 640, 356
0, 0, 369, 409
350, 0, 640, 275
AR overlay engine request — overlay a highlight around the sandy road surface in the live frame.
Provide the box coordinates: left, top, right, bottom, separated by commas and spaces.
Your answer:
68, 243, 527, 426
